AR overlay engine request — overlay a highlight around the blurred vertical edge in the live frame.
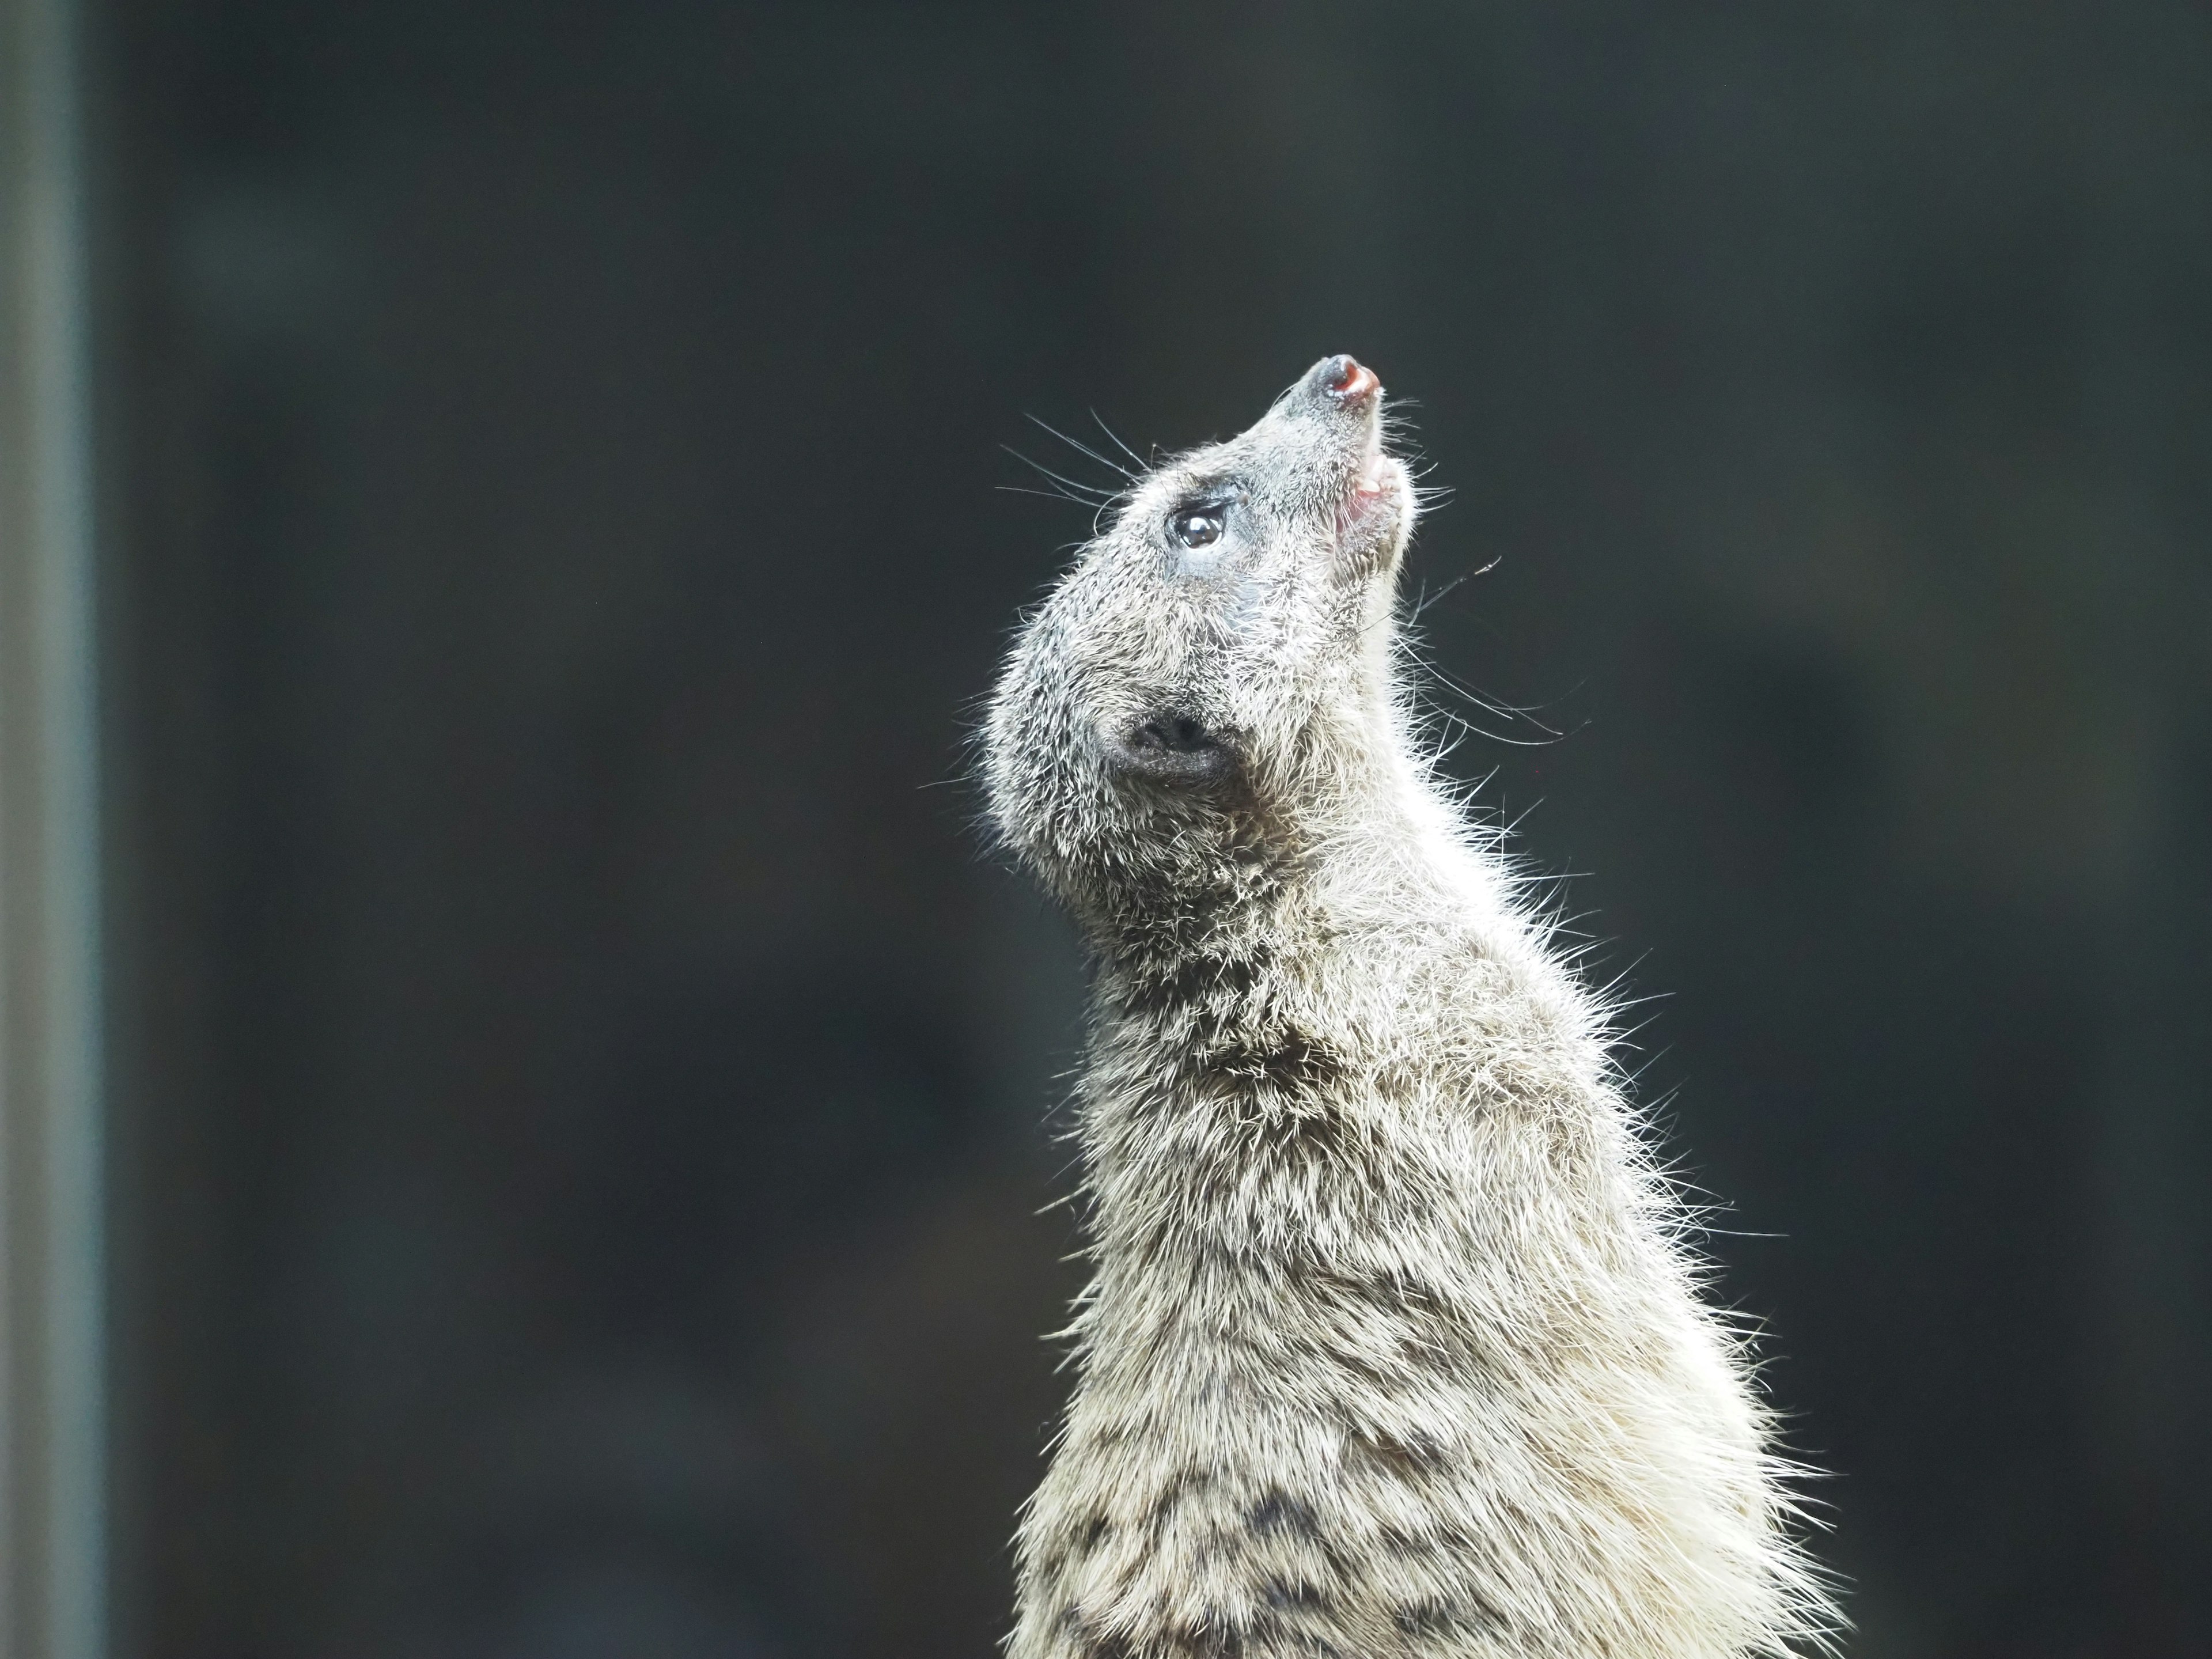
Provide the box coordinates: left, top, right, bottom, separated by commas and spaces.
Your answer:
0, 0, 108, 1653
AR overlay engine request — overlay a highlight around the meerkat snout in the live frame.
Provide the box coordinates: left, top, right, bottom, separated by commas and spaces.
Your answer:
1317, 352, 1381, 405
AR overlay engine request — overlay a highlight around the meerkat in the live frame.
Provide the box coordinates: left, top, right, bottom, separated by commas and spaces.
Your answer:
982, 357, 1835, 1659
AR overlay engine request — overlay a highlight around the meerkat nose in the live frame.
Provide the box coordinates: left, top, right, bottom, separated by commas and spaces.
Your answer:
1317, 354, 1381, 407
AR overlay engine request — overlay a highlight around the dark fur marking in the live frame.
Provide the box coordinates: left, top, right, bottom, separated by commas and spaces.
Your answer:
1252, 1105, 1349, 1161
1060, 1607, 1133, 1659
1319, 1267, 1448, 1317
1247, 1489, 1323, 1540
1077, 1511, 1113, 1554
1251, 1624, 1344, 1659
1399, 1594, 1506, 1639
1392, 1601, 1458, 1638
1376, 1522, 1427, 1559
1262, 1578, 1332, 1615
1204, 1028, 1346, 1096
1111, 711, 1238, 790
1145, 1474, 1189, 1538
1119, 949, 1266, 1020
1351, 1430, 1447, 1477
1168, 1611, 1245, 1659
1397, 1334, 1456, 1374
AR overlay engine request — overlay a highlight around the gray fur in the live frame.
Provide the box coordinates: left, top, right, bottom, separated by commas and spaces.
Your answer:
984, 358, 1836, 1659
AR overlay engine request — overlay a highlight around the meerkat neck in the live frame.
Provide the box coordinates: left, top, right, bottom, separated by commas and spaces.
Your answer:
1084, 736, 1432, 990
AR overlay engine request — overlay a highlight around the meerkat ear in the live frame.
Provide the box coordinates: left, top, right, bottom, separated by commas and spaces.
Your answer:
1105, 709, 1236, 787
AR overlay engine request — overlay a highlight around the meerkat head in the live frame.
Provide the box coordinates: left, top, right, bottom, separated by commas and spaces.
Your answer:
986, 355, 1419, 929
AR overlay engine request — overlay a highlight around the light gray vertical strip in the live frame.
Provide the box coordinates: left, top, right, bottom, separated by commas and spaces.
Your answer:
0, 0, 107, 1646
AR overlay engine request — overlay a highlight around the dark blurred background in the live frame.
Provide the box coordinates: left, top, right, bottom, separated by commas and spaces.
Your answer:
74, 1, 2210, 1654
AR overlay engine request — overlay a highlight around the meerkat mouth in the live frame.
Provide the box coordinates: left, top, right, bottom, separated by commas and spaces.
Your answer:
1339, 441, 1406, 538
1355, 445, 1394, 498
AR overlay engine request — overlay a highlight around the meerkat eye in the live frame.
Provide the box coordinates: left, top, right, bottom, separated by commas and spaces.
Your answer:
1171, 505, 1225, 549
